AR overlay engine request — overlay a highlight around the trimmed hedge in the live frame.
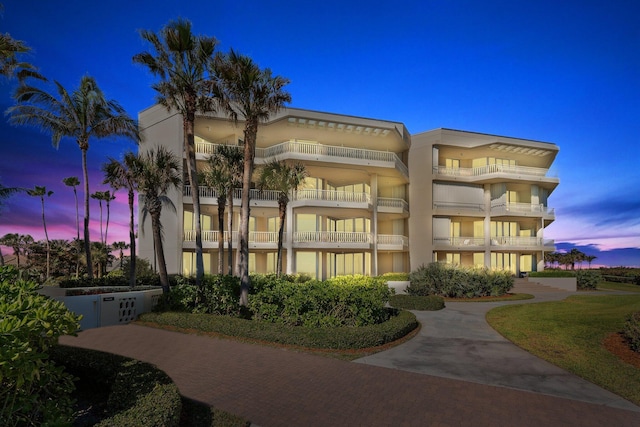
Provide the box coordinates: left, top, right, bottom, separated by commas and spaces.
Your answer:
389, 295, 445, 311
59, 275, 162, 288
528, 270, 576, 278
379, 272, 410, 282
50, 346, 182, 427
139, 309, 418, 350
624, 311, 640, 353
576, 270, 602, 290
407, 263, 514, 298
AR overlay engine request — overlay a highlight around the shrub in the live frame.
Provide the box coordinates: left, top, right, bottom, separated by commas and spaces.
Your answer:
50, 346, 182, 427
624, 312, 640, 353
379, 272, 410, 281
576, 270, 602, 290
159, 274, 241, 315
249, 275, 391, 327
0, 266, 81, 426
407, 263, 514, 298
389, 294, 445, 311
140, 309, 418, 350
528, 270, 576, 278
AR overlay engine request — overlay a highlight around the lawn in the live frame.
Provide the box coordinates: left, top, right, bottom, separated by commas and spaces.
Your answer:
599, 281, 640, 293
486, 294, 640, 405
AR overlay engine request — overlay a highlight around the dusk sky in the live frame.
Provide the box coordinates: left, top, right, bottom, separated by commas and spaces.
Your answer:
1, 0, 639, 267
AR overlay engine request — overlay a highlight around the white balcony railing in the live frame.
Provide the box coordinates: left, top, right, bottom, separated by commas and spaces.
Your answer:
294, 189, 371, 204
184, 230, 281, 244
184, 185, 281, 202
294, 231, 372, 244
377, 235, 409, 246
378, 198, 409, 211
196, 140, 408, 177
491, 236, 546, 246
433, 237, 485, 246
434, 164, 555, 179
490, 202, 555, 216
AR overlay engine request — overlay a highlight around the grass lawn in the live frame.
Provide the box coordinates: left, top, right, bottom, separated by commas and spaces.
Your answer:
443, 293, 534, 302
599, 281, 640, 292
486, 294, 640, 405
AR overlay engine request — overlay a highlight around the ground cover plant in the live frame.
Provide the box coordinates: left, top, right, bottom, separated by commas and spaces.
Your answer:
486, 294, 640, 405
407, 262, 513, 298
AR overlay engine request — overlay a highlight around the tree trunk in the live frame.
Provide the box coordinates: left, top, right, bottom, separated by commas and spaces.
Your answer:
82, 147, 93, 279
238, 119, 258, 306
227, 187, 234, 275
41, 197, 50, 280
217, 195, 226, 275
74, 188, 80, 278
128, 189, 136, 287
277, 200, 286, 276
184, 114, 204, 286
151, 210, 170, 293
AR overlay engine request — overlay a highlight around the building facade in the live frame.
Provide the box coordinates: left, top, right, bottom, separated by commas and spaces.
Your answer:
138, 105, 558, 278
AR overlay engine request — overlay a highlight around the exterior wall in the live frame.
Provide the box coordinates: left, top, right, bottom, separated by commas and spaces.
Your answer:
138, 106, 559, 278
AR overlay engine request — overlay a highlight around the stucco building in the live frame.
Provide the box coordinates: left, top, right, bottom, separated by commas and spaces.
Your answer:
138, 105, 558, 278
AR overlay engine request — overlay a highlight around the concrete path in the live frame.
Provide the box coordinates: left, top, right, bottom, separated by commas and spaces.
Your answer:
356, 282, 640, 412
58, 282, 640, 426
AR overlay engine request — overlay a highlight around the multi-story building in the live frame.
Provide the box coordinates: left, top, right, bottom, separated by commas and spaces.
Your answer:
138, 105, 558, 278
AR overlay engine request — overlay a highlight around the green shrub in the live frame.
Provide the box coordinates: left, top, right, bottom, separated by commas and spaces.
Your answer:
389, 294, 445, 310
576, 270, 602, 290
624, 311, 640, 353
0, 265, 81, 426
50, 346, 182, 427
407, 263, 514, 298
140, 309, 417, 350
59, 274, 162, 288
249, 275, 391, 327
379, 272, 410, 281
159, 274, 241, 315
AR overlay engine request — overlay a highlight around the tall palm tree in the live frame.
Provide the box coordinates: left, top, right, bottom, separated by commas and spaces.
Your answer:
585, 255, 597, 269
6, 75, 140, 278
112, 241, 129, 270
214, 49, 291, 304
201, 144, 243, 274
256, 160, 307, 276
103, 153, 139, 287
135, 146, 182, 293
91, 191, 106, 245
26, 185, 53, 280
0, 4, 42, 82
134, 18, 218, 288
62, 176, 81, 277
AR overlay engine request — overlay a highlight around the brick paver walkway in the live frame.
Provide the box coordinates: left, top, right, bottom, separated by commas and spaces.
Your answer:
60, 324, 640, 427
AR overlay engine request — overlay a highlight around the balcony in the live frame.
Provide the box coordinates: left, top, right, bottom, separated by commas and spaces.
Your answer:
434, 164, 558, 185
184, 230, 409, 251
378, 197, 409, 214
195, 140, 409, 179
491, 202, 555, 219
184, 185, 280, 206
433, 201, 485, 215
293, 189, 371, 209
433, 237, 485, 248
491, 236, 555, 248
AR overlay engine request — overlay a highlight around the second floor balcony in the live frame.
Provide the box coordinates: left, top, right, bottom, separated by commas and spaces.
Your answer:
195, 140, 409, 179
491, 202, 555, 219
434, 164, 558, 185
434, 236, 555, 249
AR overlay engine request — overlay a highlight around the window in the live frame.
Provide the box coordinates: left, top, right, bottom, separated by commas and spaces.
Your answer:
182, 252, 211, 276
446, 158, 460, 169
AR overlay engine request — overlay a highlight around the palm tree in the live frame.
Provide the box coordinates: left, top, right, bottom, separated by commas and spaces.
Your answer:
6, 75, 140, 278
91, 191, 106, 245
201, 144, 243, 274
585, 255, 597, 269
214, 49, 291, 304
112, 241, 129, 270
103, 153, 139, 287
135, 146, 182, 293
62, 176, 81, 277
134, 18, 218, 288
256, 160, 307, 275
26, 185, 53, 280
1, 233, 34, 268
0, 4, 42, 82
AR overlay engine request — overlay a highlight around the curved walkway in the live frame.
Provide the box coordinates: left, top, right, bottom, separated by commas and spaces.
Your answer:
59, 283, 640, 426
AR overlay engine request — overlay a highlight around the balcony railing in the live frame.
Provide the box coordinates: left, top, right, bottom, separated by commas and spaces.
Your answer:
196, 140, 408, 177
184, 185, 281, 202
184, 230, 281, 244
294, 231, 373, 244
433, 237, 485, 246
294, 189, 371, 204
491, 236, 547, 246
491, 202, 555, 216
377, 235, 409, 246
378, 197, 409, 211
434, 164, 555, 179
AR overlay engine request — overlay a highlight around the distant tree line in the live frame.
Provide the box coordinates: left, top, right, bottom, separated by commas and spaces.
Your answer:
544, 248, 597, 270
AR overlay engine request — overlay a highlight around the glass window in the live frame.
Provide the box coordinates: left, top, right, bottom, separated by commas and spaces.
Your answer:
296, 252, 317, 279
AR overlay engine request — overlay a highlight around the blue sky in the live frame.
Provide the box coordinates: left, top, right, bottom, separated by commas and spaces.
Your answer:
1, 0, 639, 267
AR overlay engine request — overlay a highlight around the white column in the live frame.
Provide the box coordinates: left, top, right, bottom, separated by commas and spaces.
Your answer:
286, 202, 294, 274
371, 173, 378, 276
484, 184, 492, 268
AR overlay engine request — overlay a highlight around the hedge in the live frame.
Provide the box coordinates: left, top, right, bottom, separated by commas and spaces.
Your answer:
407, 263, 514, 298
139, 309, 418, 350
50, 346, 182, 427
624, 311, 640, 353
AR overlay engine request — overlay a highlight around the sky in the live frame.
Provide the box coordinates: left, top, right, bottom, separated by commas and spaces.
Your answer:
1, 0, 639, 267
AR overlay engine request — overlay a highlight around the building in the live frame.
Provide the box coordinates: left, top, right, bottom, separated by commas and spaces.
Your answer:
138, 105, 558, 278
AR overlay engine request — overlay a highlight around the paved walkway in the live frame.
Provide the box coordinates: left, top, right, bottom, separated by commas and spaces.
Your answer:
59, 283, 640, 426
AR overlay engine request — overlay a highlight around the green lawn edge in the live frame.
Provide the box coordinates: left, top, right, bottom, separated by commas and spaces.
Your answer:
486, 294, 640, 406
